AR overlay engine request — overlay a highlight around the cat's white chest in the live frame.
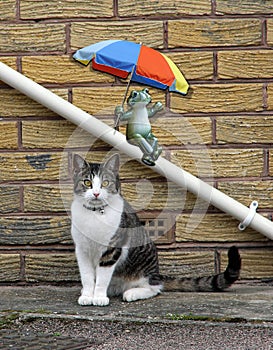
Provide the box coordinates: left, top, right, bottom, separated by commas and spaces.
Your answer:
71, 196, 123, 246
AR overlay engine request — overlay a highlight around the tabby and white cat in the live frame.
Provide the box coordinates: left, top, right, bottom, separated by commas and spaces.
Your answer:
71, 153, 241, 306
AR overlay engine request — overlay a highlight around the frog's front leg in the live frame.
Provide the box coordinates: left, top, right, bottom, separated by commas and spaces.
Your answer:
147, 102, 163, 118
114, 106, 133, 122
114, 106, 133, 129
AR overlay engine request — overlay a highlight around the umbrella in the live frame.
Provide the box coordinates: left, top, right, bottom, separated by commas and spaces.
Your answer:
73, 40, 189, 96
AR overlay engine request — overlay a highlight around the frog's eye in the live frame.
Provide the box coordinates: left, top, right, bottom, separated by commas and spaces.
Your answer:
143, 88, 149, 94
131, 91, 138, 98
102, 180, 109, 187
83, 179, 92, 187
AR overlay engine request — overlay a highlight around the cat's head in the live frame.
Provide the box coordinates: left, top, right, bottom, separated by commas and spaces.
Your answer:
73, 153, 120, 210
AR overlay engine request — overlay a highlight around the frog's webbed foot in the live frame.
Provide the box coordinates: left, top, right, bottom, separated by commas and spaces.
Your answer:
147, 134, 162, 161
141, 155, 156, 166
152, 145, 162, 160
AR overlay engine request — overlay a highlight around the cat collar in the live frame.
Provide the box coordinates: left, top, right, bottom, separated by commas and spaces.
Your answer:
83, 203, 108, 214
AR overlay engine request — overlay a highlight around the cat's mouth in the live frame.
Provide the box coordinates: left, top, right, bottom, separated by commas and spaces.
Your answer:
88, 197, 103, 205
84, 191, 105, 205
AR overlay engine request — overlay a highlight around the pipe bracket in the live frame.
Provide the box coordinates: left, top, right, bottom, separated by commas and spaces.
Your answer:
238, 201, 258, 231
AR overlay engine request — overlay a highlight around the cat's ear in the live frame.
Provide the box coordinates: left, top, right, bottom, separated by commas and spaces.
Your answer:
103, 153, 120, 174
73, 154, 88, 172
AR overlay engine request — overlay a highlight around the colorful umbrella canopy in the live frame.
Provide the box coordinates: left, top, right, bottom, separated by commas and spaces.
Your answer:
73, 40, 189, 95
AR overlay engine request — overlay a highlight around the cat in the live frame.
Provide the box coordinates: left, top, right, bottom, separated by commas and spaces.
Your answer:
71, 153, 241, 306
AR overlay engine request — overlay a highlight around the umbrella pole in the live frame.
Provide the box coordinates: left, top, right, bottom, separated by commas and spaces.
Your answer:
121, 70, 134, 107
114, 67, 135, 130
1, 62, 273, 239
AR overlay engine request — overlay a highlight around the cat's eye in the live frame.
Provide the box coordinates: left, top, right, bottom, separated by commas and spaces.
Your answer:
83, 179, 92, 187
102, 180, 109, 187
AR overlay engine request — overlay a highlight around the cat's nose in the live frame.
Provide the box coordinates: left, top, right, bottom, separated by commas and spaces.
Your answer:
93, 192, 100, 198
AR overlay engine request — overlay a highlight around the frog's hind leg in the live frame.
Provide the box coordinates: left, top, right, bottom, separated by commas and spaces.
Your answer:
147, 133, 162, 160
128, 134, 155, 166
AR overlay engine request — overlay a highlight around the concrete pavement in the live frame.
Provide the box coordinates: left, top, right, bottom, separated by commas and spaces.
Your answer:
1, 283, 273, 349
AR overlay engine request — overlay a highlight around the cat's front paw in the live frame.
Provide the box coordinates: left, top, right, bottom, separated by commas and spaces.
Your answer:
123, 289, 139, 302
78, 295, 93, 306
92, 296, 110, 306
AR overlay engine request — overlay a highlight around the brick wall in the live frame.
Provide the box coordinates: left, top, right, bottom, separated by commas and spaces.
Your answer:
1, 0, 273, 284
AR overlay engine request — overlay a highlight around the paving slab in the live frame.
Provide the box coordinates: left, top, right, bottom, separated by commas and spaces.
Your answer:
1, 284, 273, 349
1, 284, 273, 323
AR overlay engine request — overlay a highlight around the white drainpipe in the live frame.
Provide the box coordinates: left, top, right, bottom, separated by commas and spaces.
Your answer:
1, 62, 273, 238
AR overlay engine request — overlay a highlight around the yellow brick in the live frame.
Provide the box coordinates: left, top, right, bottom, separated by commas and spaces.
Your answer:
0, 254, 21, 282
171, 148, 215, 178
119, 158, 164, 181
73, 87, 165, 115
0, 24, 65, 52
24, 185, 72, 212
22, 120, 102, 149
0, 122, 18, 149
158, 251, 215, 278
217, 0, 273, 14
122, 181, 187, 211
124, 182, 209, 212
266, 84, 273, 110
71, 21, 164, 51
0, 216, 71, 244
118, 0, 211, 17
0, 89, 67, 117
22, 55, 113, 84
176, 213, 267, 242
168, 19, 261, 48
218, 50, 273, 79
218, 181, 273, 209
0, 152, 68, 181
268, 19, 273, 46
166, 52, 213, 81
216, 116, 273, 144
0, 186, 20, 214
171, 149, 264, 178
222, 249, 273, 279
171, 84, 263, 114
0, 58, 17, 84
25, 254, 79, 282
20, 0, 113, 18
269, 150, 273, 176
71, 87, 124, 115
153, 116, 212, 145
0, 0, 16, 20
0, 58, 17, 70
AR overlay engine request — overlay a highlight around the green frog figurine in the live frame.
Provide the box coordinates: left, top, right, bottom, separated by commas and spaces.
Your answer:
115, 88, 163, 166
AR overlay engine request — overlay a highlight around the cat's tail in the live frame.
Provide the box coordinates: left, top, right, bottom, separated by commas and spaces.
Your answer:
162, 246, 241, 292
